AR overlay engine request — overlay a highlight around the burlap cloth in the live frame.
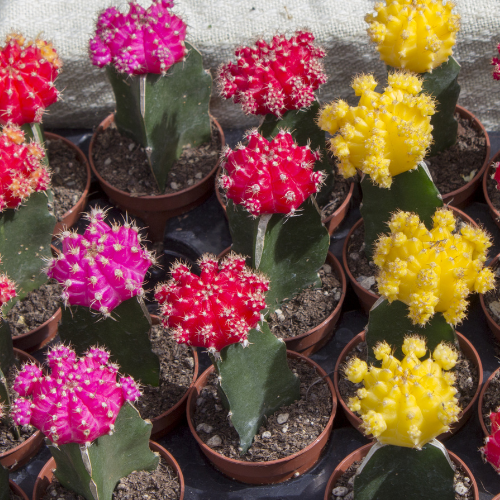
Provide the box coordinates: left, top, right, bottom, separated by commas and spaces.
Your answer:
0, 0, 499, 131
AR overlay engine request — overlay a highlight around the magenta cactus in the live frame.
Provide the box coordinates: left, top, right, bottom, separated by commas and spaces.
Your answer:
155, 253, 269, 352
482, 409, 500, 472
217, 31, 327, 117
0, 274, 16, 308
11, 345, 140, 445
47, 208, 153, 316
90, 0, 187, 75
493, 43, 500, 80
219, 129, 324, 216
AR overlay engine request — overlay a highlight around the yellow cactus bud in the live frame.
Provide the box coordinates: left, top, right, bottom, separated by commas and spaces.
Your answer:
345, 357, 368, 384
365, 0, 460, 73
433, 343, 458, 371
318, 72, 434, 188
348, 340, 460, 448
374, 208, 494, 326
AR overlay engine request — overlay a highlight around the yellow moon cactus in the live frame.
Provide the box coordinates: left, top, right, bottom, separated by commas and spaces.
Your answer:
365, 0, 461, 74
374, 208, 495, 326
346, 336, 460, 448
318, 72, 434, 189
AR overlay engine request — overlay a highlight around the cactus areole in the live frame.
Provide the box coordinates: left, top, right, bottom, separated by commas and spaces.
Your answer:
47, 208, 153, 316
12, 345, 140, 445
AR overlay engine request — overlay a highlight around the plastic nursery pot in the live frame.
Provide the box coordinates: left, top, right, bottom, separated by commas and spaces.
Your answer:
89, 114, 225, 242
323, 442, 479, 500
333, 330, 482, 442
46, 132, 92, 238
186, 350, 337, 484
217, 248, 346, 357
483, 150, 500, 230
0, 349, 44, 471
440, 105, 490, 209
479, 255, 500, 342
33, 440, 185, 500
477, 367, 500, 437
215, 165, 355, 236
343, 207, 478, 315
149, 315, 199, 440
9, 480, 29, 500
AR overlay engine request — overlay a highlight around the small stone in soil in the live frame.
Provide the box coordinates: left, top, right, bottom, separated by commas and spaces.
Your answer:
356, 275, 375, 290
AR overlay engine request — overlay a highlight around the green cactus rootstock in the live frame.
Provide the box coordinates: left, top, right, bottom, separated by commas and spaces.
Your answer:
106, 42, 212, 192
366, 299, 456, 364
360, 163, 443, 259
213, 322, 300, 454
227, 197, 329, 313
259, 102, 334, 205
58, 297, 160, 387
0, 319, 15, 375
354, 442, 455, 500
48, 403, 159, 500
0, 464, 8, 500
0, 191, 55, 312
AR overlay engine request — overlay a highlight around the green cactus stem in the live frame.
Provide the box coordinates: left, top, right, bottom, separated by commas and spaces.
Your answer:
106, 42, 212, 193
58, 297, 160, 387
354, 441, 455, 500
0, 464, 8, 500
0, 320, 15, 375
48, 402, 159, 500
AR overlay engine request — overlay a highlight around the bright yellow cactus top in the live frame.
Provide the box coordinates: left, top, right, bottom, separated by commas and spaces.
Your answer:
365, 0, 460, 74
374, 208, 495, 326
346, 336, 460, 448
317, 72, 434, 189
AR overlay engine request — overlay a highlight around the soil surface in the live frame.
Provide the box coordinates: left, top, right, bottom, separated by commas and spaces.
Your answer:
481, 370, 500, 434
41, 456, 181, 500
48, 138, 87, 222
193, 357, 332, 462
338, 341, 478, 420
329, 455, 474, 500
92, 121, 221, 196
134, 325, 195, 420
426, 113, 486, 196
9, 493, 22, 500
486, 162, 500, 213
267, 264, 342, 339
5, 283, 61, 337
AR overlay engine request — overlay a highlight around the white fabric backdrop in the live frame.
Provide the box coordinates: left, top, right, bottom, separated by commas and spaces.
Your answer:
0, 0, 499, 130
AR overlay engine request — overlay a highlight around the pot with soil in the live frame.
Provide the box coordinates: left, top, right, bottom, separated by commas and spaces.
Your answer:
483, 152, 500, 230
479, 256, 500, 342
45, 133, 91, 237
9, 480, 29, 500
333, 330, 482, 441
478, 367, 500, 438
186, 350, 336, 484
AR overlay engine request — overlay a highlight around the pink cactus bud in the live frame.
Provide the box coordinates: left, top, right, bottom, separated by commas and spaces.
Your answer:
220, 129, 325, 216
0, 273, 16, 307
11, 344, 141, 444
217, 31, 327, 117
493, 43, 500, 81
0, 34, 61, 126
155, 253, 269, 352
90, 0, 187, 75
493, 162, 500, 190
13, 363, 43, 397
46, 208, 153, 315
0, 125, 49, 211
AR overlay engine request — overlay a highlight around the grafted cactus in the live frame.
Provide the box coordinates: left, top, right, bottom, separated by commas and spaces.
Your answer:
90, 0, 212, 192
482, 410, 500, 472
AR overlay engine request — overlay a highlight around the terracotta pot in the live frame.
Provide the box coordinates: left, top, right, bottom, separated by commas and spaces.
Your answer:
89, 114, 225, 242
217, 248, 346, 356
483, 151, 500, 230
215, 165, 355, 236
0, 349, 44, 471
323, 442, 479, 500
9, 480, 29, 500
344, 207, 478, 315
492, 495, 500, 500
479, 256, 500, 342
33, 440, 185, 500
333, 331, 482, 441
439, 105, 490, 209
149, 315, 199, 440
46, 132, 91, 237
186, 350, 337, 484
478, 367, 500, 438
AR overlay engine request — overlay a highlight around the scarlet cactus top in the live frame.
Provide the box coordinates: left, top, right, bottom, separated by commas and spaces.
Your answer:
155, 253, 269, 352
219, 129, 324, 216
374, 208, 495, 326
90, 0, 187, 75
11, 345, 140, 445
346, 336, 460, 448
217, 31, 327, 117
46, 208, 153, 316
365, 0, 460, 74
0, 125, 49, 211
481, 410, 500, 472
493, 44, 500, 81
318, 72, 435, 189
0, 34, 61, 126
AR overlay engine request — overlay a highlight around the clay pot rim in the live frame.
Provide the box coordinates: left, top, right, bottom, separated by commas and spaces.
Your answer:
9, 307, 62, 343
186, 350, 337, 469
323, 442, 479, 500
333, 330, 483, 439
33, 440, 185, 500
44, 131, 92, 226
88, 113, 225, 201
478, 366, 499, 438
482, 151, 500, 222
9, 479, 29, 500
